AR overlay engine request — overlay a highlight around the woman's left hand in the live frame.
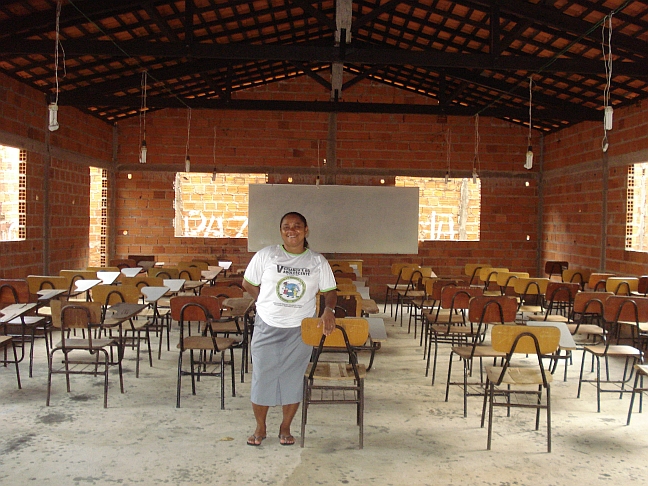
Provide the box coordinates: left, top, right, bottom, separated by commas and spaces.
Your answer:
319, 307, 336, 336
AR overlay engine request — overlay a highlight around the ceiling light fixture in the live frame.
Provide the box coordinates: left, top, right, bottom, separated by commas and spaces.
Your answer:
473, 114, 480, 183
602, 12, 614, 153
49, 0, 64, 132
211, 126, 217, 182
445, 127, 451, 184
184, 108, 192, 172
139, 71, 148, 163
524, 76, 534, 170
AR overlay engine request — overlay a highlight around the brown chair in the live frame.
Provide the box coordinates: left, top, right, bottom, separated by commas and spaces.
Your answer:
635, 276, 648, 297
545, 261, 568, 280
566, 291, 612, 345
0, 303, 22, 389
300, 317, 369, 449
383, 263, 418, 315
46, 300, 124, 408
480, 325, 561, 452
201, 286, 250, 382
0, 279, 49, 377
170, 295, 236, 409
425, 286, 483, 385
587, 273, 615, 292
92, 284, 151, 378
527, 282, 580, 323
513, 278, 550, 320
110, 258, 137, 269
148, 267, 180, 279
577, 295, 647, 412
446, 295, 517, 417
627, 364, 648, 425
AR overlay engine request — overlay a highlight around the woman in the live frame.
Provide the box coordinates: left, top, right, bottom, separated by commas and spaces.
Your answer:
243, 211, 338, 446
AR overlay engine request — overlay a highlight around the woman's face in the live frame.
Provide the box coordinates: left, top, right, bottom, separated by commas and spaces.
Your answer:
280, 214, 308, 252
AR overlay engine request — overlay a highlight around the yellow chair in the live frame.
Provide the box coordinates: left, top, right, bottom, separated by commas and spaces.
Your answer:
478, 267, 509, 295
481, 325, 560, 452
464, 263, 490, 286
562, 269, 591, 290
383, 263, 419, 315
606, 277, 639, 295
300, 317, 369, 449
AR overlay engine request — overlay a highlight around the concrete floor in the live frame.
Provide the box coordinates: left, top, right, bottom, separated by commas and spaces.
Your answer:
2, 306, 648, 485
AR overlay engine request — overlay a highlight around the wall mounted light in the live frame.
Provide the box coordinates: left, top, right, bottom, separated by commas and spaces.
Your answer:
288, 176, 293, 183
127, 173, 132, 179
123, 230, 128, 236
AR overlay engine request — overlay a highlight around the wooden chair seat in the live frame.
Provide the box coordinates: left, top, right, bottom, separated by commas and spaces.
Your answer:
486, 366, 554, 385
581, 343, 642, 358
177, 336, 236, 351
305, 362, 367, 381
566, 323, 604, 336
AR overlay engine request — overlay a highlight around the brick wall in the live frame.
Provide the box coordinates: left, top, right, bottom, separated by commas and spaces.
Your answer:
542, 99, 648, 276
114, 75, 540, 298
0, 72, 113, 278
8, 69, 648, 293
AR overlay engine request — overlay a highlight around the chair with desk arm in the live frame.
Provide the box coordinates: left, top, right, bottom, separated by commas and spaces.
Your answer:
445, 295, 517, 417
425, 285, 483, 385
92, 284, 151, 378
46, 299, 124, 408
395, 267, 431, 326
59, 270, 98, 302
123, 276, 171, 356
383, 263, 419, 315
0, 279, 50, 378
201, 285, 251, 383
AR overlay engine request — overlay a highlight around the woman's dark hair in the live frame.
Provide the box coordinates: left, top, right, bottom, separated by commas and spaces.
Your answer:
280, 211, 309, 248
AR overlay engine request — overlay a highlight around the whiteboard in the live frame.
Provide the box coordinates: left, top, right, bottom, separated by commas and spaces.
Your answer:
248, 184, 419, 254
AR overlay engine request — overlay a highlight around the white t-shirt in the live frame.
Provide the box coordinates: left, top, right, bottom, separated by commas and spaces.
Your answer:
244, 245, 337, 328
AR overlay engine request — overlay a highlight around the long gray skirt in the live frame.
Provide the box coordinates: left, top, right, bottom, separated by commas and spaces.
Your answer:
250, 315, 312, 406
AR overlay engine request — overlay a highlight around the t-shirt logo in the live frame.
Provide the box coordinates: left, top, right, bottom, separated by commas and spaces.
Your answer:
277, 276, 305, 303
